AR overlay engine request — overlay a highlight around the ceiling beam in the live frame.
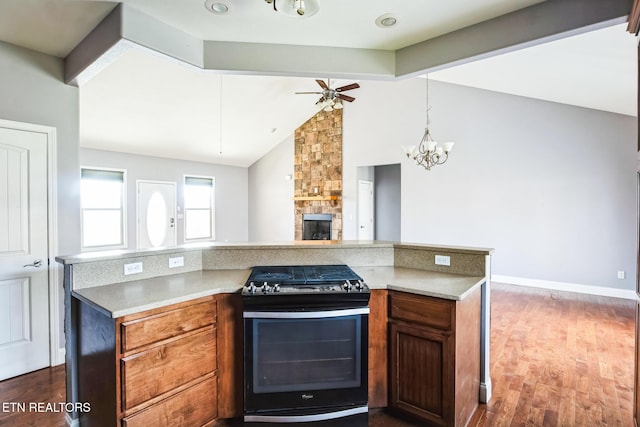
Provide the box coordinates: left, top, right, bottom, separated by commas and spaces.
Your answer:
203, 41, 395, 80
64, 4, 125, 86
65, 0, 634, 86
396, 0, 633, 78
65, 4, 204, 86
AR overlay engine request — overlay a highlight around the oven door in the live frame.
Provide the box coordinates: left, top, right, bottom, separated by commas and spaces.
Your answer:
243, 307, 369, 420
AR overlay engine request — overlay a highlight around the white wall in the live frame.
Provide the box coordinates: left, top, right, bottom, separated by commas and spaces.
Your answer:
238, 76, 638, 292
0, 41, 80, 357
343, 78, 637, 291
248, 134, 294, 241
80, 148, 249, 245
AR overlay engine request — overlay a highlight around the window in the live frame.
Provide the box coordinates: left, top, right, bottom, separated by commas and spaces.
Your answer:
81, 168, 126, 250
184, 176, 215, 241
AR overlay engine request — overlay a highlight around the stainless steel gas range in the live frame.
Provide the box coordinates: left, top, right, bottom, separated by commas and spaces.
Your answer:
242, 265, 370, 425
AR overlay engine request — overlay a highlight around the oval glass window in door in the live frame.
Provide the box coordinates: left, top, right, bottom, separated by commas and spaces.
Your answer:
146, 191, 167, 247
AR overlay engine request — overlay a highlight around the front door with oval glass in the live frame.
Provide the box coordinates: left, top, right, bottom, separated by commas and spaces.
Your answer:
137, 181, 177, 249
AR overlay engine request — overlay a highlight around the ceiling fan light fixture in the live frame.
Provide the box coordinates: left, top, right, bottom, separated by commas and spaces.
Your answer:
333, 99, 343, 110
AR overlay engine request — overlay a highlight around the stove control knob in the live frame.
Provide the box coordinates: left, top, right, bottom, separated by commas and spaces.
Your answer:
262, 282, 270, 293
355, 280, 365, 290
343, 281, 353, 292
272, 283, 280, 293
247, 283, 257, 294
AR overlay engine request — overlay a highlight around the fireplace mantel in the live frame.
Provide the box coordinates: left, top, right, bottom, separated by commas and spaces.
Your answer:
293, 195, 341, 201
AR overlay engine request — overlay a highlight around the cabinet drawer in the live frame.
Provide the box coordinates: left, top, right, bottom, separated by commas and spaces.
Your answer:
121, 300, 216, 353
122, 376, 217, 427
121, 327, 216, 410
389, 292, 453, 331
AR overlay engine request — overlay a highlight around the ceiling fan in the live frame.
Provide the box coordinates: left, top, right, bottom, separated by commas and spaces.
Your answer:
296, 79, 360, 111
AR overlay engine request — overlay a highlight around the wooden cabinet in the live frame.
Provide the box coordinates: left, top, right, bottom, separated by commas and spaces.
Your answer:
388, 289, 481, 427
74, 295, 218, 426
368, 289, 388, 408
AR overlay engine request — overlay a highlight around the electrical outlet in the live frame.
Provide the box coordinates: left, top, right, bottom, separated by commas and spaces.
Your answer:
124, 262, 143, 275
169, 256, 184, 268
618, 271, 626, 280
435, 255, 451, 266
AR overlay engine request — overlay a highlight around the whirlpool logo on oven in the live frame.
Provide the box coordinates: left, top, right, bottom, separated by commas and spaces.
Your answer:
301, 394, 314, 400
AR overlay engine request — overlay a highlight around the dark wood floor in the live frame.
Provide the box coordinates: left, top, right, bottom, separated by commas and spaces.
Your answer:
0, 283, 635, 426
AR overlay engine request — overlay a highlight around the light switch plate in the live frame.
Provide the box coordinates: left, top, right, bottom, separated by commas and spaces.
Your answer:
435, 255, 451, 266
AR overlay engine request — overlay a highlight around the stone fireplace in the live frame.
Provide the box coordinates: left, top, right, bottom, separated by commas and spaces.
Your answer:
294, 109, 342, 240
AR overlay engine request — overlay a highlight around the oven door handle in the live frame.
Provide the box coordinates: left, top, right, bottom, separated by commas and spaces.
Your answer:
243, 307, 370, 319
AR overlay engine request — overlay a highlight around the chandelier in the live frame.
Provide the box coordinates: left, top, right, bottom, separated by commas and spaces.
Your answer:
403, 76, 454, 171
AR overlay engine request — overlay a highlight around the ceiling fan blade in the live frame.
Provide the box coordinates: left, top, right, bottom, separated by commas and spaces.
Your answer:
295, 91, 322, 94
336, 93, 355, 102
316, 79, 329, 90
336, 83, 360, 92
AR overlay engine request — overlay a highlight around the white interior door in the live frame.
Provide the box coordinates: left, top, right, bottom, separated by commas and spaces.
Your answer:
137, 181, 177, 249
358, 180, 374, 240
0, 125, 50, 380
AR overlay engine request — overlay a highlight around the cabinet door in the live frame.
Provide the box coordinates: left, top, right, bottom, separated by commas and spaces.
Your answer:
389, 321, 453, 427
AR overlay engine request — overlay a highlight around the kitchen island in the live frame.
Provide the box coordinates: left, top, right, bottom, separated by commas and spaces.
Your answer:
56, 241, 493, 426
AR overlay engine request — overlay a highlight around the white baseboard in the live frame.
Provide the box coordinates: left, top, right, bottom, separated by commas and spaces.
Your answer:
65, 413, 79, 427
55, 347, 66, 366
479, 380, 492, 404
492, 275, 637, 300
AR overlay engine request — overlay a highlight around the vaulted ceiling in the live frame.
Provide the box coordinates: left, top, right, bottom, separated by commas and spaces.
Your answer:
0, 0, 636, 167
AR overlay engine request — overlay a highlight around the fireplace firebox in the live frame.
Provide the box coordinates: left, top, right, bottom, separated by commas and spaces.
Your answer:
302, 214, 332, 240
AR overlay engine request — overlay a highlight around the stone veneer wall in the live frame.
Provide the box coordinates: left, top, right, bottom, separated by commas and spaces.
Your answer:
294, 109, 343, 240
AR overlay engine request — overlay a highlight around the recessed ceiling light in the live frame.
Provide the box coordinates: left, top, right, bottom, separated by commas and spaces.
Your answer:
205, 0, 230, 15
375, 13, 397, 28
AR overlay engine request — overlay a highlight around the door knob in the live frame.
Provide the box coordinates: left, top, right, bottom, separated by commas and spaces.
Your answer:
23, 259, 42, 268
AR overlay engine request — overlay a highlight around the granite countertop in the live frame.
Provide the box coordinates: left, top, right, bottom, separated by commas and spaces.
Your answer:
72, 269, 251, 318
353, 266, 485, 300
55, 240, 493, 265
72, 267, 485, 318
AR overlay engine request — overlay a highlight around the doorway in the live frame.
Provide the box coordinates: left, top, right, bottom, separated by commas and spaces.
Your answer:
137, 180, 177, 249
374, 164, 401, 242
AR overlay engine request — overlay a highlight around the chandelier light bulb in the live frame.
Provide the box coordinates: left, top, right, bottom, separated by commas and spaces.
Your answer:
442, 142, 455, 153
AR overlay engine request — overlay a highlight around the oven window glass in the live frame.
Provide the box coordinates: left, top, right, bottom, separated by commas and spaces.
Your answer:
252, 315, 362, 393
